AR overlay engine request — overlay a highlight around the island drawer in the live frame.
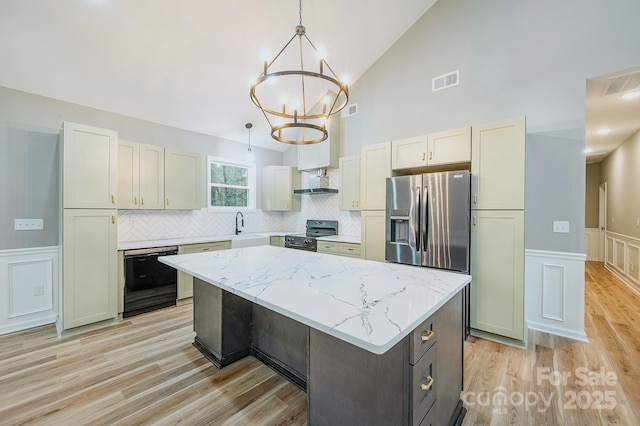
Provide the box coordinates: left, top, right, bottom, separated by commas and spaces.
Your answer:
411, 344, 437, 425
410, 314, 437, 365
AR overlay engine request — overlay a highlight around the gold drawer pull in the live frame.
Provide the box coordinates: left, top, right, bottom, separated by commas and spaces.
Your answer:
111, 215, 116, 224
429, 151, 433, 161
420, 329, 434, 342
141, 197, 145, 205
111, 194, 115, 204
166, 198, 170, 206
473, 194, 478, 204
134, 197, 138, 205
422, 152, 425, 161
347, 248, 354, 251
420, 376, 434, 391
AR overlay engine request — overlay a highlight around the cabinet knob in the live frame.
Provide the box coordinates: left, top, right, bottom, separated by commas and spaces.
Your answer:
420, 329, 434, 341
134, 197, 138, 205
111, 194, 115, 204
141, 197, 144, 205
473, 216, 477, 226
111, 215, 116, 224
420, 376, 434, 391
429, 151, 433, 161
473, 194, 478, 204
166, 198, 170, 206
422, 152, 425, 161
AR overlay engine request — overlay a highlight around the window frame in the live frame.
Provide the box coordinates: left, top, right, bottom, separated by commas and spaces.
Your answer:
207, 155, 257, 212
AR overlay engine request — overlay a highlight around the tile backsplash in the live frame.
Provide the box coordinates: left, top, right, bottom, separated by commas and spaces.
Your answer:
118, 168, 361, 242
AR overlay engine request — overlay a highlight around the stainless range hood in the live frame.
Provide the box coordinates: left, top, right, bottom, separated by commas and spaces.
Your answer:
293, 170, 338, 195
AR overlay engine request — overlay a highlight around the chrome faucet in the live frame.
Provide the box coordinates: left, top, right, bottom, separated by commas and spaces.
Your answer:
235, 211, 244, 235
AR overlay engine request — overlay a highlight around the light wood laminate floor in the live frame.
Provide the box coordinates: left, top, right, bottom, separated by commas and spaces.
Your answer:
0, 261, 638, 425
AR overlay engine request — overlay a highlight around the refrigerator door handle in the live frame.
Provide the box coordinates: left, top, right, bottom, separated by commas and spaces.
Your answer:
415, 187, 421, 252
423, 185, 429, 258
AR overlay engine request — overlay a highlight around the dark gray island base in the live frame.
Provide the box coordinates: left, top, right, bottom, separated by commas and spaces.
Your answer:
193, 277, 465, 425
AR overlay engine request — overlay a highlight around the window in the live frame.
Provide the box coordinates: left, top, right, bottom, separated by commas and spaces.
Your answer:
207, 156, 256, 211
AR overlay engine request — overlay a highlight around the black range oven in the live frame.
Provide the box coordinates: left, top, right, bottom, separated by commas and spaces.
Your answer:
123, 246, 178, 318
284, 220, 338, 252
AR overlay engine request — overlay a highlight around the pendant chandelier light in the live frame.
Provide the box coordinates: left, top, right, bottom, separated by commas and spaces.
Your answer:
244, 122, 255, 162
249, 0, 349, 145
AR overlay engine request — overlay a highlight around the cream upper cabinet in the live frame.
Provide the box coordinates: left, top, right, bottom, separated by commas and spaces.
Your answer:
262, 166, 301, 211
360, 142, 391, 210
361, 210, 386, 261
391, 135, 428, 170
117, 140, 140, 209
298, 114, 340, 171
62, 122, 118, 209
427, 126, 471, 166
139, 143, 165, 209
165, 149, 201, 210
339, 156, 360, 210
470, 210, 524, 340
62, 209, 117, 329
471, 117, 525, 210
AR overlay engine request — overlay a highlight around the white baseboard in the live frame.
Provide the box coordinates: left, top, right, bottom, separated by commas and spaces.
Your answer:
604, 263, 640, 297
525, 249, 586, 342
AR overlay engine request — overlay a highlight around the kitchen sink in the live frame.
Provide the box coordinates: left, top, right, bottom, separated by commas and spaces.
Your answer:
231, 233, 270, 249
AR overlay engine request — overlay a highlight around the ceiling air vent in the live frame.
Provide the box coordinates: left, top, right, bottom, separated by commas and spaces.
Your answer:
432, 70, 460, 92
601, 71, 640, 96
342, 103, 358, 118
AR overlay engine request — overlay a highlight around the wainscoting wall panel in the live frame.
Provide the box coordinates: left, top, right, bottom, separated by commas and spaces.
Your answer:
525, 249, 587, 342
605, 231, 640, 294
584, 228, 600, 261
0, 246, 59, 335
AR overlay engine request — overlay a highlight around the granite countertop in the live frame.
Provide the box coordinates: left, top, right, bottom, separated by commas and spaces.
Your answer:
316, 235, 361, 244
160, 246, 470, 355
117, 231, 294, 251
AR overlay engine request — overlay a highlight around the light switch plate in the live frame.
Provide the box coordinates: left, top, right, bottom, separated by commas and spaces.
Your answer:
552, 221, 570, 233
14, 219, 44, 230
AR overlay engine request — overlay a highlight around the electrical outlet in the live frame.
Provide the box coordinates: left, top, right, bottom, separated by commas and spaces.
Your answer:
14, 219, 44, 230
33, 285, 44, 296
552, 221, 570, 233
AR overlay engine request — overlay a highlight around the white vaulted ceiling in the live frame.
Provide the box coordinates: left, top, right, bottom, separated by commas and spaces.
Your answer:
0, 0, 437, 151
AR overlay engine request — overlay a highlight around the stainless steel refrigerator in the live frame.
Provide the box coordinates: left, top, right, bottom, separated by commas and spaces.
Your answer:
385, 170, 470, 273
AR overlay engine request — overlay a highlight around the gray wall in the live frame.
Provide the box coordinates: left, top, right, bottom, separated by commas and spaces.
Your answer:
600, 129, 640, 239
585, 163, 601, 229
342, 0, 640, 253
0, 86, 284, 250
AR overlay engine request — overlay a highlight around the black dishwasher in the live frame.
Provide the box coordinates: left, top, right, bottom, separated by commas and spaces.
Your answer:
123, 246, 178, 318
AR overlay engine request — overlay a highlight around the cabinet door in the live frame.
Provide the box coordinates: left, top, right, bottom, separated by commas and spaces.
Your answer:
361, 210, 386, 261
427, 127, 471, 166
339, 156, 361, 211
139, 143, 165, 209
62, 122, 118, 209
177, 241, 230, 299
262, 166, 300, 211
270, 236, 285, 247
165, 149, 201, 210
471, 117, 525, 210
470, 210, 524, 340
391, 135, 428, 170
117, 140, 140, 209
63, 209, 117, 329
360, 142, 391, 210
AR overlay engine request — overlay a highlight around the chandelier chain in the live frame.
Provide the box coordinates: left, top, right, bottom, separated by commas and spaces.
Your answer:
299, 0, 302, 26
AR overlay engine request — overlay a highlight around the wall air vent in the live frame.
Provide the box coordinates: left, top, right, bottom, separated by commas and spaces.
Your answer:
601, 71, 640, 97
432, 70, 460, 92
342, 103, 358, 118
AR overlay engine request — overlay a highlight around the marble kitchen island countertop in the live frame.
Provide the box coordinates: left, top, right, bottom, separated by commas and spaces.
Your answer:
160, 245, 470, 354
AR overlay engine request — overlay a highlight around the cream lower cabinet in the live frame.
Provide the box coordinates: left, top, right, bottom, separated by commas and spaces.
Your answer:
361, 210, 386, 262
262, 166, 301, 211
165, 149, 201, 210
317, 241, 361, 258
270, 236, 285, 247
62, 209, 117, 330
470, 210, 524, 340
177, 241, 231, 299
360, 142, 391, 210
339, 156, 361, 210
